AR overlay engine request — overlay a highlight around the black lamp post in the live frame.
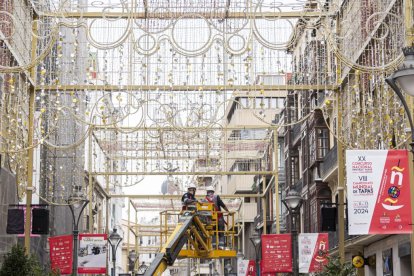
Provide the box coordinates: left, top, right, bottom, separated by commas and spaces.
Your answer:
128, 250, 137, 274
108, 228, 123, 276
282, 189, 303, 276
68, 192, 89, 276
386, 45, 414, 276
249, 233, 261, 276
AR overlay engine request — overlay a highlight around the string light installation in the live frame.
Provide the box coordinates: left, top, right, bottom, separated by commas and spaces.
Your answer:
0, 0, 410, 267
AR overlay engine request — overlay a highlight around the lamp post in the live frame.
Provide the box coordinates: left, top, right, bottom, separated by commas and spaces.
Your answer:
282, 189, 303, 276
225, 262, 236, 276
386, 46, 414, 150
68, 192, 89, 276
386, 45, 414, 276
249, 233, 261, 276
128, 250, 137, 274
108, 228, 123, 276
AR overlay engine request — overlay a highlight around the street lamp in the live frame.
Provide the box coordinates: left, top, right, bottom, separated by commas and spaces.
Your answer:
249, 233, 261, 276
386, 45, 414, 276
386, 46, 414, 149
67, 191, 89, 276
225, 262, 235, 276
128, 250, 137, 274
108, 228, 123, 276
282, 188, 303, 276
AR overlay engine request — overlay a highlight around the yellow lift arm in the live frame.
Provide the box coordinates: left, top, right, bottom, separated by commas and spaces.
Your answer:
144, 203, 237, 276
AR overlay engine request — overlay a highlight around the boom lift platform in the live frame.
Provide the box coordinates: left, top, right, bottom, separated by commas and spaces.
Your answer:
144, 202, 237, 275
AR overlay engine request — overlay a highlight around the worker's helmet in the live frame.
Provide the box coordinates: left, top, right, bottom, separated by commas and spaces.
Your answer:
188, 183, 197, 190
206, 186, 215, 192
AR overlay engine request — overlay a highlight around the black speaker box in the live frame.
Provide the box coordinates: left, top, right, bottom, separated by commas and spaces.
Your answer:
32, 208, 49, 235
6, 208, 25, 234
321, 207, 337, 232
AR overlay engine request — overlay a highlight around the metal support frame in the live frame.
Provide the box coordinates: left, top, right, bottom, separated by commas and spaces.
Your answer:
39, 11, 333, 19
24, 13, 39, 255
35, 84, 338, 92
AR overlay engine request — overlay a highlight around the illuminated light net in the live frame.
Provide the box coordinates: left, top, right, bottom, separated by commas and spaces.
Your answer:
0, 0, 408, 204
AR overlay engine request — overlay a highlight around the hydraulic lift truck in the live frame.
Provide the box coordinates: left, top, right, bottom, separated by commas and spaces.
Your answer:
144, 202, 237, 275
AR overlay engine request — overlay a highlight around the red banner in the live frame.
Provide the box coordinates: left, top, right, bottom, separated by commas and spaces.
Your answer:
369, 150, 412, 233
49, 235, 73, 275
246, 260, 256, 276
261, 234, 292, 273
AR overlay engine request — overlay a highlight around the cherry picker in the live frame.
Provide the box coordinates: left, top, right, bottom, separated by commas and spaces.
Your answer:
144, 202, 237, 275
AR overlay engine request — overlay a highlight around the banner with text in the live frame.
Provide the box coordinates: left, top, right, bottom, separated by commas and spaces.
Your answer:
346, 150, 412, 234
261, 234, 292, 273
78, 234, 107, 274
49, 235, 73, 275
298, 233, 329, 273
237, 259, 256, 276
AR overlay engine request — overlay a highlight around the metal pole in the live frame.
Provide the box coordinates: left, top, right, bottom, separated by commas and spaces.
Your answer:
255, 244, 260, 276
274, 130, 280, 234
112, 244, 116, 276
336, 90, 346, 264
24, 19, 39, 254
291, 210, 299, 276
88, 128, 93, 233
73, 226, 79, 276
242, 201, 245, 256
262, 176, 267, 234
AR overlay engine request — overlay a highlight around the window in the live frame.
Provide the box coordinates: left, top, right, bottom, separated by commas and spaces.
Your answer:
309, 129, 316, 163
310, 199, 318, 232
317, 128, 329, 158
291, 156, 299, 184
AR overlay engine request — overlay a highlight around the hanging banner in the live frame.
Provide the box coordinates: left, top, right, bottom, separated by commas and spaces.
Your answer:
78, 234, 108, 274
346, 150, 412, 234
237, 259, 256, 276
298, 233, 329, 273
261, 234, 292, 273
49, 235, 73, 275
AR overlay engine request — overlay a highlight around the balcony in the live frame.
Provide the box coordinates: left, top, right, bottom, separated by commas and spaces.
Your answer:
192, 158, 220, 173
278, 167, 286, 184
329, 223, 353, 251
226, 174, 256, 194
235, 202, 258, 223
320, 144, 338, 179
254, 210, 273, 229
